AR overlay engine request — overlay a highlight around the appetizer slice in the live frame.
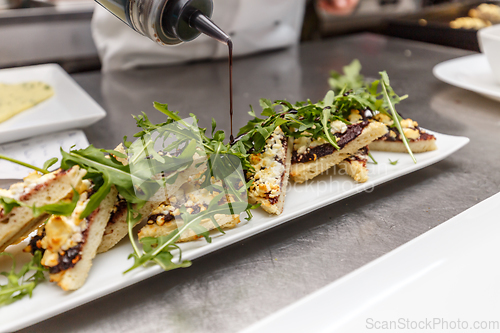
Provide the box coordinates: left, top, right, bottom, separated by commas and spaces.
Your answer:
0, 166, 87, 252
348, 110, 437, 153
368, 113, 437, 153
26, 182, 118, 291
338, 147, 369, 183
246, 127, 293, 215
290, 121, 387, 183
97, 147, 207, 253
138, 180, 240, 242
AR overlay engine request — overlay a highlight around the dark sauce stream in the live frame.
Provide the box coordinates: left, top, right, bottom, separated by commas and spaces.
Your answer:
228, 39, 234, 143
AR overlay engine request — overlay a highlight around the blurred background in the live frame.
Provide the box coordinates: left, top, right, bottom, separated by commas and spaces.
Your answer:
0, 0, 499, 73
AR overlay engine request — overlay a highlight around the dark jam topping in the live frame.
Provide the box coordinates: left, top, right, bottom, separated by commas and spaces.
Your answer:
27, 232, 45, 256
419, 132, 435, 141
335, 121, 368, 148
148, 213, 175, 225
291, 121, 369, 164
31, 207, 97, 274
350, 146, 368, 161
49, 207, 95, 274
108, 199, 127, 225
188, 204, 206, 214
268, 197, 279, 205
28, 226, 87, 274
50, 243, 83, 274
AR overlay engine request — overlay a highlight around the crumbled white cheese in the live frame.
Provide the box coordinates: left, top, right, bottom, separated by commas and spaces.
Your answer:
374, 113, 393, 126
349, 110, 363, 123
330, 120, 347, 135
8, 171, 57, 201
293, 136, 328, 156
40, 180, 92, 268
248, 127, 286, 200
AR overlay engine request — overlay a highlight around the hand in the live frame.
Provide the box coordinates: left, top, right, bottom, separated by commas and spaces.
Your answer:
317, 0, 360, 15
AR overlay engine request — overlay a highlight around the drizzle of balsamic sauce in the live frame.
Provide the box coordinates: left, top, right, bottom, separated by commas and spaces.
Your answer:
228, 39, 234, 143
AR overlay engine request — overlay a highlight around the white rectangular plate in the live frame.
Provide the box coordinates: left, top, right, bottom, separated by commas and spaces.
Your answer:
243, 172, 500, 333
0, 64, 106, 144
0, 131, 469, 331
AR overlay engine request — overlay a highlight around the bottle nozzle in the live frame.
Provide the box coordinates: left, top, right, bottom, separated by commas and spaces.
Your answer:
185, 10, 231, 45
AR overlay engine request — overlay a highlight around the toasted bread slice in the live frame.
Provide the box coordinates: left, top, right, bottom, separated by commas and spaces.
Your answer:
338, 147, 369, 183
138, 177, 240, 242
0, 166, 87, 252
350, 111, 437, 153
290, 121, 387, 183
369, 137, 437, 153
247, 127, 293, 215
27, 183, 118, 291
96, 191, 164, 254
97, 146, 207, 253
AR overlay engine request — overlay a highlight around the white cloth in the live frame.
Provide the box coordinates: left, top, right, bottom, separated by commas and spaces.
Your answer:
91, 0, 306, 71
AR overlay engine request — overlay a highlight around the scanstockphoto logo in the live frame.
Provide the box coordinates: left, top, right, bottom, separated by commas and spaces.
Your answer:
366, 318, 500, 331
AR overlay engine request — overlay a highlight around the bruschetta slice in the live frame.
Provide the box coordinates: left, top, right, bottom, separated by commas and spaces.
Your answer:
290, 121, 387, 183
0, 166, 86, 252
246, 127, 293, 215
26, 181, 118, 290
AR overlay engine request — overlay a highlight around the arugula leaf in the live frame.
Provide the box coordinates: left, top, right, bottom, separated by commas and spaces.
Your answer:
0, 197, 20, 215
0, 189, 79, 217
328, 59, 364, 93
31, 188, 80, 217
323, 90, 335, 107
60, 146, 153, 218
0, 250, 46, 307
379, 71, 416, 164
43, 158, 58, 171
0, 154, 48, 175
321, 108, 340, 150
367, 151, 378, 165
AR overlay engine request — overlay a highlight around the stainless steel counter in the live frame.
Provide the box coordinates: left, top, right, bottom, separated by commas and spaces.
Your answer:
17, 33, 500, 333
0, 2, 98, 72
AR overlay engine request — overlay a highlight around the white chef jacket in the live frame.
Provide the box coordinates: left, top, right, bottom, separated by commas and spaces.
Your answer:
92, 0, 307, 71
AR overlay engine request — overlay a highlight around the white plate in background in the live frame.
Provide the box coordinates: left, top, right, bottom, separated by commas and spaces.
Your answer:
0, 64, 106, 144
0, 131, 469, 332
243, 182, 500, 333
433, 53, 500, 102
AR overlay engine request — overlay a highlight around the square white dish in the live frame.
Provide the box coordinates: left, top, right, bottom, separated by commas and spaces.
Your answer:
0, 131, 469, 331
0, 64, 106, 144
243, 174, 500, 333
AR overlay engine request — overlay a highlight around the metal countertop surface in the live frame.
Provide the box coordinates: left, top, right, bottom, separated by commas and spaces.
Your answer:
17, 33, 500, 333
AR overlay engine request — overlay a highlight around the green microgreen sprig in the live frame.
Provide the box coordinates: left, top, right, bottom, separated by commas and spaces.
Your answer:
0, 250, 46, 307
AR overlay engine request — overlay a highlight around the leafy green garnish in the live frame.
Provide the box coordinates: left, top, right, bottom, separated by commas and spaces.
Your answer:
379, 71, 416, 164
31, 188, 80, 217
0, 197, 21, 215
0, 250, 46, 307
389, 159, 399, 165
367, 151, 378, 165
0, 189, 79, 217
60, 145, 159, 218
121, 102, 253, 273
0, 154, 49, 175
329, 59, 365, 93
328, 60, 415, 163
